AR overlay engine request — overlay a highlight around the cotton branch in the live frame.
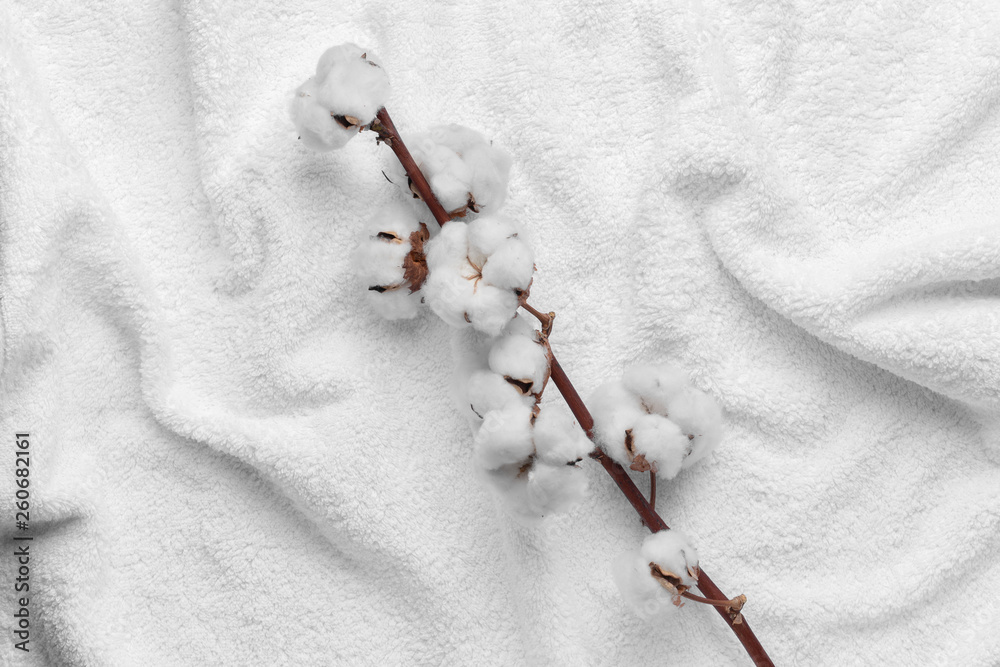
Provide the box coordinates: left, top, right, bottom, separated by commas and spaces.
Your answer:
368, 107, 774, 667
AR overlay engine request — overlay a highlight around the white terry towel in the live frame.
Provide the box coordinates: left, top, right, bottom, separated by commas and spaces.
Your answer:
1, 0, 998, 665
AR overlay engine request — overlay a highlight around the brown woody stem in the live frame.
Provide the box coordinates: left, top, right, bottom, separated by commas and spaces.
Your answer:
683, 591, 747, 613
370, 106, 773, 667
372, 109, 451, 227
649, 470, 657, 513
520, 301, 555, 338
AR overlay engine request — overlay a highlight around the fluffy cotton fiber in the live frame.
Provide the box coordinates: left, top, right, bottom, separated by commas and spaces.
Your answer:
488, 331, 550, 397
422, 221, 523, 336
589, 364, 723, 479
291, 43, 390, 151
612, 529, 700, 621
387, 124, 512, 214
353, 202, 424, 320
532, 406, 592, 465
473, 402, 536, 470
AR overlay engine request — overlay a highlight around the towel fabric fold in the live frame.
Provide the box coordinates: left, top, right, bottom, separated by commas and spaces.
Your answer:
2, 1, 998, 664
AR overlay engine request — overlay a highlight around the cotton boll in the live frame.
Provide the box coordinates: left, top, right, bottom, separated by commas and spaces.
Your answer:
629, 414, 688, 480
424, 218, 470, 271
465, 370, 533, 422
364, 287, 421, 320
473, 403, 535, 470
640, 529, 700, 591
502, 313, 538, 338
423, 222, 476, 327
667, 387, 723, 469
488, 332, 550, 397
623, 363, 688, 415
588, 380, 645, 467
483, 461, 587, 522
466, 284, 519, 337
481, 238, 534, 291
290, 78, 354, 151
613, 529, 699, 621
314, 43, 390, 125
353, 237, 410, 288
612, 550, 680, 621
464, 140, 512, 212
423, 144, 473, 212
423, 270, 474, 328
532, 406, 592, 466
467, 215, 520, 267
425, 124, 512, 213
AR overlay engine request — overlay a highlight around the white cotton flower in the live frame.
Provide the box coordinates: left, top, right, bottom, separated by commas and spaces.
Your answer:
589, 380, 645, 467
465, 370, 534, 423
474, 402, 535, 470
290, 78, 356, 152
291, 43, 390, 151
352, 203, 426, 320
388, 124, 511, 215
612, 529, 700, 621
314, 43, 390, 123
481, 459, 587, 523
481, 237, 534, 292
667, 387, 723, 469
422, 221, 521, 335
353, 236, 409, 287
467, 215, 520, 267
427, 124, 513, 213
532, 406, 592, 466
628, 413, 688, 479
623, 363, 688, 415
488, 332, 550, 397
502, 312, 539, 338
591, 365, 723, 478
466, 285, 520, 337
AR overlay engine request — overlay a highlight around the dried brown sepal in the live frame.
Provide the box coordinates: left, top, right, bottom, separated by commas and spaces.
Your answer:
463, 312, 471, 323
649, 562, 692, 606
467, 193, 480, 214
376, 231, 403, 242
532, 331, 554, 397
408, 177, 422, 200
504, 377, 534, 395
370, 118, 393, 146
514, 278, 534, 308
729, 594, 747, 624
517, 454, 535, 478
629, 453, 658, 474
332, 114, 355, 130
520, 300, 554, 338
680, 590, 747, 624
449, 205, 469, 219
624, 429, 636, 460
402, 223, 430, 293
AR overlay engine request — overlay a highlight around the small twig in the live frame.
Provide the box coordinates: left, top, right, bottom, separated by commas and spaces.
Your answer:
682, 591, 748, 624
520, 300, 555, 338
366, 106, 774, 667
649, 470, 657, 513
371, 109, 451, 227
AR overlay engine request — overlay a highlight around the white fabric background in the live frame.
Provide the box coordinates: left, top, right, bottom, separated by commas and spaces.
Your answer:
2, 0, 999, 665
